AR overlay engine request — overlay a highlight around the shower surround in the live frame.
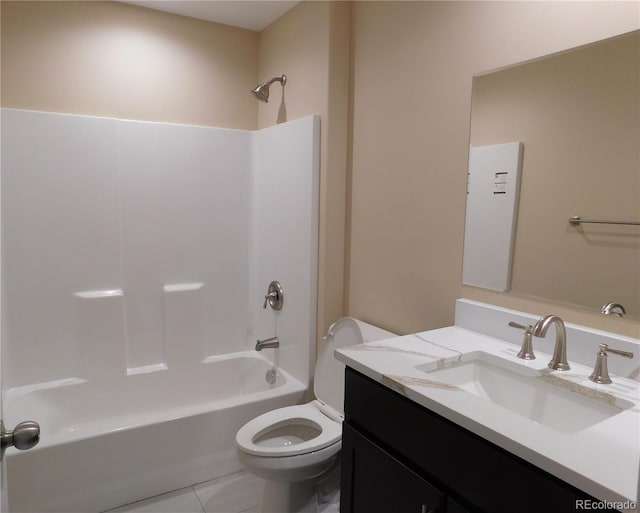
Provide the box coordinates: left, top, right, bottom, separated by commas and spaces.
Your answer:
1, 109, 320, 512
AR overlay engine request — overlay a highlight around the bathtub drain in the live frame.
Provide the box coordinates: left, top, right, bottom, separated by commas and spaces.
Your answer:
265, 369, 277, 385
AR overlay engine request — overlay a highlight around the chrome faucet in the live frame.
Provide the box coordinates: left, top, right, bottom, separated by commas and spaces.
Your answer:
255, 336, 280, 351
531, 315, 570, 371
601, 302, 626, 317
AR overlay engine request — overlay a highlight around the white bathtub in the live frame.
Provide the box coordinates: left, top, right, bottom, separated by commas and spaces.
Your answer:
3, 352, 307, 513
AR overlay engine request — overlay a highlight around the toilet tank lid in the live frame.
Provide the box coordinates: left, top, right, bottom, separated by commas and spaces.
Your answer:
314, 317, 396, 416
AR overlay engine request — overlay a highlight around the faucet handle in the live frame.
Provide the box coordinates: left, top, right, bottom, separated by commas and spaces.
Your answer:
508, 322, 536, 360
588, 343, 634, 384
263, 292, 276, 309
262, 281, 284, 311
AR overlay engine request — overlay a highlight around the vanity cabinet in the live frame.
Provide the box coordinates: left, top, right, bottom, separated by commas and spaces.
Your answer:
340, 368, 619, 513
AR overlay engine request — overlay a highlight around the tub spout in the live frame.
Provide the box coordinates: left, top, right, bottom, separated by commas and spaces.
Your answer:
255, 336, 279, 351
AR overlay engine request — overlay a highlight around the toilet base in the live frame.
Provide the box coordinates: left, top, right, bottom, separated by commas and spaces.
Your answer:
260, 462, 340, 513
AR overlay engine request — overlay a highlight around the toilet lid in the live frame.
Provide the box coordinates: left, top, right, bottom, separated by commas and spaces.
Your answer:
314, 317, 395, 416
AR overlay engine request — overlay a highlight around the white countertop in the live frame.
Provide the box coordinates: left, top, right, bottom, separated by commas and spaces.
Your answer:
335, 326, 640, 512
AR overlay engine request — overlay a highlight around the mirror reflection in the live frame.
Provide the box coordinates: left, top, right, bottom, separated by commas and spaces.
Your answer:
467, 30, 639, 319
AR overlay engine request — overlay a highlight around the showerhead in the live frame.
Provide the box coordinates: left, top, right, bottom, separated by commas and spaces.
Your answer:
251, 75, 287, 103
251, 83, 270, 102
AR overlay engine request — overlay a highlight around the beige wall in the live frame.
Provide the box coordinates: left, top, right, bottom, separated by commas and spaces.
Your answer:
1, 1, 258, 129
258, 1, 350, 350
347, 1, 640, 337
470, 31, 639, 318
2, 1, 639, 342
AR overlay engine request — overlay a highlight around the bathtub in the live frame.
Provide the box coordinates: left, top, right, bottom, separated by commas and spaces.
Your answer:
3, 352, 307, 513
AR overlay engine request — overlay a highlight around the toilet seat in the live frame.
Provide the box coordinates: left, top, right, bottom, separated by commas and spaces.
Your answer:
235, 318, 396, 510
236, 401, 342, 457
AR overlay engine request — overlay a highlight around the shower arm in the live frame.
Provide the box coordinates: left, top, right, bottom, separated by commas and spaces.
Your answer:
266, 75, 287, 87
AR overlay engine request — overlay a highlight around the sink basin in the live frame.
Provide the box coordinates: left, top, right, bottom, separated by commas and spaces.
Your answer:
416, 352, 633, 434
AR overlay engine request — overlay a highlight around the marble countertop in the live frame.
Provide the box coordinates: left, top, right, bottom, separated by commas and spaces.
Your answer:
335, 326, 640, 512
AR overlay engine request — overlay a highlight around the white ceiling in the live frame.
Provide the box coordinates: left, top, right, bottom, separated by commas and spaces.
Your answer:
120, 1, 300, 31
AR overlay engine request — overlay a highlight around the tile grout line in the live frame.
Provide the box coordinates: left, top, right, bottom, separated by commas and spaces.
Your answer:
191, 485, 207, 513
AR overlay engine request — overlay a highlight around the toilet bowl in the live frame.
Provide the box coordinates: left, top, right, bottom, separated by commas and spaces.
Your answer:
236, 317, 396, 513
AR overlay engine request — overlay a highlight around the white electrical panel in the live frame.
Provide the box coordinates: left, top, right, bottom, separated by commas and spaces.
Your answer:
462, 142, 523, 292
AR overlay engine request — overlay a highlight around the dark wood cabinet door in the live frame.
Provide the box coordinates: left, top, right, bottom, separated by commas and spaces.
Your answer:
446, 497, 472, 513
341, 423, 445, 513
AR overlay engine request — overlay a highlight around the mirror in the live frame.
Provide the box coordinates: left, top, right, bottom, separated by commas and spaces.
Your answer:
466, 30, 639, 320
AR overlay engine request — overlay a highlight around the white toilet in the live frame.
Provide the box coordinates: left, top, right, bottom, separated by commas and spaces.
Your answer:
236, 317, 396, 513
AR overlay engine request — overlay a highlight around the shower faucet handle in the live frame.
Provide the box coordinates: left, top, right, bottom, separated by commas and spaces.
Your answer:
263, 292, 277, 309
263, 281, 284, 311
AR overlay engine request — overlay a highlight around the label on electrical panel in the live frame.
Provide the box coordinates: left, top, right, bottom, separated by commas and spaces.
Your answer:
464, 141, 523, 292
493, 171, 508, 194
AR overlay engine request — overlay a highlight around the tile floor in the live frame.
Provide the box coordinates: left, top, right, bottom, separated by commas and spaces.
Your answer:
104, 470, 264, 513
103, 469, 341, 513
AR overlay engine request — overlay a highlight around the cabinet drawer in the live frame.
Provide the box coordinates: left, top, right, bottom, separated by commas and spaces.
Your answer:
344, 368, 618, 513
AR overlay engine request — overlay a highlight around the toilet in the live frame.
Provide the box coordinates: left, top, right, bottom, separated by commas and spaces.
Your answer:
235, 317, 396, 513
